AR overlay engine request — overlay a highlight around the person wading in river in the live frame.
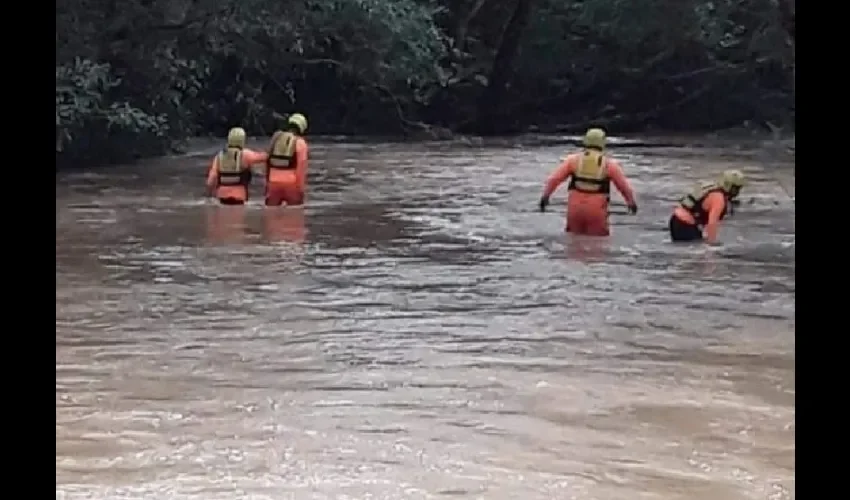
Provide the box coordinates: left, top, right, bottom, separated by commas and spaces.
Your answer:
669, 169, 746, 244
205, 127, 268, 205
264, 113, 310, 207
538, 128, 638, 236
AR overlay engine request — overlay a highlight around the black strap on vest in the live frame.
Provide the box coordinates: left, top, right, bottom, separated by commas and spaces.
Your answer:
684, 188, 727, 225
268, 154, 296, 170
218, 169, 252, 186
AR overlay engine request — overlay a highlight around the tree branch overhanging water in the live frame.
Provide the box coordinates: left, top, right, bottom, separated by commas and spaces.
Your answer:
56, 0, 795, 169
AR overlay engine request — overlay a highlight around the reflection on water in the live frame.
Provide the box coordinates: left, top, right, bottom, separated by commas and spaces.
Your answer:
262, 207, 307, 244
201, 206, 308, 247
204, 205, 250, 246
56, 138, 794, 500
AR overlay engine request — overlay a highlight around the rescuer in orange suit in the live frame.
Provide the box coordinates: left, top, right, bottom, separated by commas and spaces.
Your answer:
669, 169, 746, 244
264, 113, 310, 207
205, 127, 268, 205
538, 128, 638, 236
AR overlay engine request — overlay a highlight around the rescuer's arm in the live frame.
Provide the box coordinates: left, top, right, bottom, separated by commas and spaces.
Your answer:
703, 192, 726, 244
242, 149, 268, 166
539, 158, 575, 212
607, 160, 638, 212
242, 149, 269, 176
295, 139, 309, 192
205, 156, 219, 195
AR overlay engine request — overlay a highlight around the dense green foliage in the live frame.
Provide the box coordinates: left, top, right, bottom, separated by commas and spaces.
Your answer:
56, 0, 795, 168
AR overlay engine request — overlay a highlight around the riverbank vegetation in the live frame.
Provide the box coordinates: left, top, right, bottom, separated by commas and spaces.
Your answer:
56, 0, 795, 168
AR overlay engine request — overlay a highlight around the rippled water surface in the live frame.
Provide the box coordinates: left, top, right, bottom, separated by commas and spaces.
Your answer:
56, 137, 795, 500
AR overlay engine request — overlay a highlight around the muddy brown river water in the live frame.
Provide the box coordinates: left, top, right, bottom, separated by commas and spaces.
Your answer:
56, 137, 795, 500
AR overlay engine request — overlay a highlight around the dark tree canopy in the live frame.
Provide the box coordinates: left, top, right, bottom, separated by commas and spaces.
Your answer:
56, 0, 795, 169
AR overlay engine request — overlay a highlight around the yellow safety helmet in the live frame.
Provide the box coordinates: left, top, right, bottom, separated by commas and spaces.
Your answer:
719, 169, 746, 193
226, 127, 246, 148
583, 128, 606, 150
287, 113, 308, 134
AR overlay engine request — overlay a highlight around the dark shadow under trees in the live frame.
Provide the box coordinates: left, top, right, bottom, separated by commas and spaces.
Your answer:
56, 0, 795, 169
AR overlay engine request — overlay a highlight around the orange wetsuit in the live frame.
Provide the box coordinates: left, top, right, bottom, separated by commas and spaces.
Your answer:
542, 151, 637, 236
206, 149, 268, 204
265, 131, 309, 207
669, 188, 729, 244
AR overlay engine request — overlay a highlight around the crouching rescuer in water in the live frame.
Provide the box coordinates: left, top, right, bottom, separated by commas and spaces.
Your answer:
669, 169, 746, 244
206, 127, 268, 205
264, 113, 309, 207
538, 128, 638, 236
